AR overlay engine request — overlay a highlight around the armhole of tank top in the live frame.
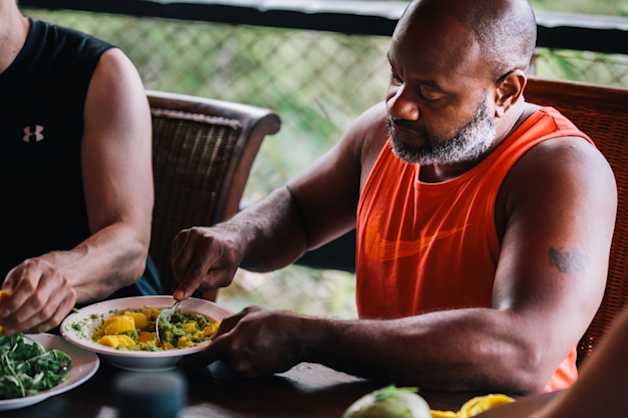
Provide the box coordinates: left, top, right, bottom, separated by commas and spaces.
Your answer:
357, 138, 394, 217
486, 130, 594, 254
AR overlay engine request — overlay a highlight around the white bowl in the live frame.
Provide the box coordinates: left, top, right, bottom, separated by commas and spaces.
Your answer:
61, 295, 231, 372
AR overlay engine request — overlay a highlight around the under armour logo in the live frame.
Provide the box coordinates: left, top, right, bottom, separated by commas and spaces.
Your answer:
23, 125, 45, 143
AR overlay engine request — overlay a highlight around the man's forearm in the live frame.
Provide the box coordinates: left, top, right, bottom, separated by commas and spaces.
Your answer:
299, 308, 546, 394
39, 222, 148, 303
227, 187, 309, 272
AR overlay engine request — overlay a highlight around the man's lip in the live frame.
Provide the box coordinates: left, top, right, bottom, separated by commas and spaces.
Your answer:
390, 122, 422, 137
390, 124, 425, 144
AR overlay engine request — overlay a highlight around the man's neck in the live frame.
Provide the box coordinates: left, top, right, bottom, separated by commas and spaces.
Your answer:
0, 2, 29, 75
419, 100, 536, 183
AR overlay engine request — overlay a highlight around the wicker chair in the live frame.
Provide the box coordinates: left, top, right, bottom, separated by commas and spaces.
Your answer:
147, 91, 281, 294
524, 77, 627, 366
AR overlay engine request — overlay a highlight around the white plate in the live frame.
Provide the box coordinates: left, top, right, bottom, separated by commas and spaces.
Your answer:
61, 296, 231, 372
0, 333, 99, 411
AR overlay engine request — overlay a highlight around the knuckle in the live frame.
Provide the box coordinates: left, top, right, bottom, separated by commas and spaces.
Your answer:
42, 304, 55, 319
23, 280, 36, 293
31, 297, 44, 311
49, 313, 64, 328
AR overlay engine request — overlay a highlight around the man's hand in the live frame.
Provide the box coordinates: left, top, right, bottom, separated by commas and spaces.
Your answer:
172, 225, 245, 300
203, 306, 305, 377
0, 258, 76, 334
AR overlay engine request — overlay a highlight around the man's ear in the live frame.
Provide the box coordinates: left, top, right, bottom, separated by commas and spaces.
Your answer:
494, 70, 527, 118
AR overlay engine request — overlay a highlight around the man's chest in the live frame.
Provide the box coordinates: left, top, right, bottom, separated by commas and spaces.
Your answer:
0, 88, 82, 162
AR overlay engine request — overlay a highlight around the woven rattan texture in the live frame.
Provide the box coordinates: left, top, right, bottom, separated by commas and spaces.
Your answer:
150, 114, 241, 293
526, 80, 627, 365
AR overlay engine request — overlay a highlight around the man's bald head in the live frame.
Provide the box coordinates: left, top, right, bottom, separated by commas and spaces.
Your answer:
396, 0, 537, 79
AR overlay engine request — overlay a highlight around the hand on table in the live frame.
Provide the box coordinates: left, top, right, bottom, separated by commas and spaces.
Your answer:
0, 258, 76, 334
202, 306, 306, 377
172, 225, 244, 300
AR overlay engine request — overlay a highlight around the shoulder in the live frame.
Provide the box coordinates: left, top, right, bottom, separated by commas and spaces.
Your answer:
342, 101, 389, 167
91, 49, 139, 87
84, 49, 149, 141
503, 136, 617, 216
87, 49, 145, 110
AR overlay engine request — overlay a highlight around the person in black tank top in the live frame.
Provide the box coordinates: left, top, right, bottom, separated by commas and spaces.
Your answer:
0, 1, 160, 334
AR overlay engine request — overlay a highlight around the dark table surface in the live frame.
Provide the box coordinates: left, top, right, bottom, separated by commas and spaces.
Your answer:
3, 359, 558, 418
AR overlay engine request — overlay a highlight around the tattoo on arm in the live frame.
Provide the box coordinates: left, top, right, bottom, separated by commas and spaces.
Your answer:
548, 247, 588, 274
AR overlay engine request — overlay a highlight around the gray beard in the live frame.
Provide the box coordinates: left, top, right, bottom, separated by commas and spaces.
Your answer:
390, 95, 497, 165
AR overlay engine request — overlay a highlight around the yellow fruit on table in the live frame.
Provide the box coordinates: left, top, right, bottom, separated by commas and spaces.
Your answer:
458, 394, 514, 417
124, 311, 149, 329
430, 394, 514, 418
103, 315, 136, 335
431, 410, 458, 418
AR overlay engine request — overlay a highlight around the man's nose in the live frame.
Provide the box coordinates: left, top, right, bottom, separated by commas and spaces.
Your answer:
387, 86, 420, 121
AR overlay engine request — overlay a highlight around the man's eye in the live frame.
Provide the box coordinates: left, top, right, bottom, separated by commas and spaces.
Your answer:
419, 86, 444, 101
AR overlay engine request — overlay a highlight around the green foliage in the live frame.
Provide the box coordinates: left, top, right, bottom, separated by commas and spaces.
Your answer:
0, 335, 71, 399
22, 5, 628, 318
530, 0, 626, 15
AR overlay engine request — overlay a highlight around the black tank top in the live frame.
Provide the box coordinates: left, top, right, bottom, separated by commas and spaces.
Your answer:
0, 19, 161, 296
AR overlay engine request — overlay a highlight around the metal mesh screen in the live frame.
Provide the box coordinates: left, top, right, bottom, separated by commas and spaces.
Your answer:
22, 8, 628, 317
24, 9, 628, 196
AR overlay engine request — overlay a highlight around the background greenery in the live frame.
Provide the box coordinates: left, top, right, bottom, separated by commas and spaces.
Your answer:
23, 1, 628, 318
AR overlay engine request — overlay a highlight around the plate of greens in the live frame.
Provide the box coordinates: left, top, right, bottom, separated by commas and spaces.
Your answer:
0, 333, 99, 411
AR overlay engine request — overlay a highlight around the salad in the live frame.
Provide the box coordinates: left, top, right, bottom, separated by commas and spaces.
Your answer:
0, 334, 72, 399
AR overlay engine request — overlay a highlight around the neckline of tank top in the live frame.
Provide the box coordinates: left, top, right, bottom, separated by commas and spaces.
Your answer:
0, 18, 41, 83
412, 108, 549, 189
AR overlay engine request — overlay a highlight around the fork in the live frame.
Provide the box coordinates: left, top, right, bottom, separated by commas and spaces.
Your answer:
155, 299, 182, 345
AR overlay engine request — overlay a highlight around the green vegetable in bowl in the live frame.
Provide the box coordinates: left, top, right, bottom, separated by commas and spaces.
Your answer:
0, 334, 72, 399
342, 386, 431, 418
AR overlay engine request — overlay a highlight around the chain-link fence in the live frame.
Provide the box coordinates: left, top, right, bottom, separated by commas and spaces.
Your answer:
23, 8, 628, 317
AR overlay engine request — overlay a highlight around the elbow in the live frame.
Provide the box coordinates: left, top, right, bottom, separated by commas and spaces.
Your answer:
507, 346, 547, 394
121, 231, 150, 283
129, 236, 149, 280
487, 340, 548, 395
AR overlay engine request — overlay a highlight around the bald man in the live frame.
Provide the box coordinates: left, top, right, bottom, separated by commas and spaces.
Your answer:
172, 0, 616, 393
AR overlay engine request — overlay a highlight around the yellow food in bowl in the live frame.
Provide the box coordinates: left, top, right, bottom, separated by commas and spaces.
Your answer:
92, 307, 220, 351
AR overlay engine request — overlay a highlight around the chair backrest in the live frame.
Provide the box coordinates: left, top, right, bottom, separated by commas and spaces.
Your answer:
147, 91, 281, 293
525, 77, 627, 365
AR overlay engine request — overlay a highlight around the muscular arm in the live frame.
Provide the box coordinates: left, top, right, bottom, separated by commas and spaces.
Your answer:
0, 49, 153, 332
172, 105, 382, 298
292, 137, 616, 393
39, 48, 153, 302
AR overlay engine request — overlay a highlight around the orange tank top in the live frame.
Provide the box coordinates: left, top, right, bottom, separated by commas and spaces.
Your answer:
356, 107, 593, 391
